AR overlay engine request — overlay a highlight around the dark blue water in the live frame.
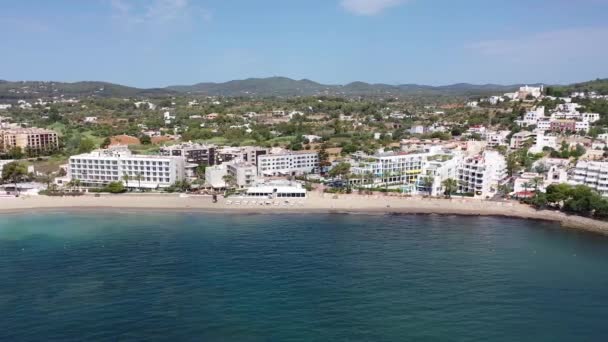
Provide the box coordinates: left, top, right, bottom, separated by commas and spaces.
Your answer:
1, 212, 608, 341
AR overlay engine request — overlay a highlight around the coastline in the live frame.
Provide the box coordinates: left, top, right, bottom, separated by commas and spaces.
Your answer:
2, 193, 608, 236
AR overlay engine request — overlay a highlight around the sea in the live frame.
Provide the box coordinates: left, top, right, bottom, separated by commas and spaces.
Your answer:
1, 212, 608, 341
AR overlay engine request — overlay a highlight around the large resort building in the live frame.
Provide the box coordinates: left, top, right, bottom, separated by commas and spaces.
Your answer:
68, 146, 186, 189
257, 151, 319, 176
350, 147, 438, 187
0, 127, 59, 154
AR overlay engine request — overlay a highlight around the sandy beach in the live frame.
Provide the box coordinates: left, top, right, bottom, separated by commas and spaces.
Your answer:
1, 192, 607, 235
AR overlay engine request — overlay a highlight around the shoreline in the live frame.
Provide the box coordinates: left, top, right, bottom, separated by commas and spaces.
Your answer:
2, 193, 608, 236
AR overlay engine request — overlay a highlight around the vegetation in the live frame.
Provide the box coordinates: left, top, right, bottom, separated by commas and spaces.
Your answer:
527, 184, 608, 219
1, 161, 28, 193
442, 178, 458, 198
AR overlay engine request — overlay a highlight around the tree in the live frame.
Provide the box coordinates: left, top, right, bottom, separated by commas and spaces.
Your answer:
442, 178, 458, 198
546, 183, 571, 206
498, 184, 512, 198
319, 143, 331, 171
522, 182, 532, 194
8, 146, 24, 159
122, 174, 130, 189
168, 180, 191, 193
420, 176, 434, 196
506, 153, 519, 177
529, 192, 548, 209
1, 161, 27, 194
328, 162, 351, 179
78, 137, 96, 153
532, 177, 544, 192
140, 134, 152, 145
135, 172, 143, 191
67, 179, 82, 192
196, 165, 207, 179
101, 137, 111, 148
105, 181, 126, 193
36, 172, 53, 188
223, 174, 236, 189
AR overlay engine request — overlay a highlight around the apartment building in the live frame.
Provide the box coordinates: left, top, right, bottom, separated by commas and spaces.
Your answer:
204, 164, 228, 189
529, 131, 558, 153
457, 150, 507, 198
257, 151, 319, 176
415, 152, 462, 196
550, 120, 576, 133
351, 148, 434, 186
68, 146, 185, 189
160, 143, 216, 166
510, 131, 535, 149
486, 130, 510, 147
216, 146, 268, 165
227, 162, 257, 188
0, 127, 59, 154
572, 161, 608, 197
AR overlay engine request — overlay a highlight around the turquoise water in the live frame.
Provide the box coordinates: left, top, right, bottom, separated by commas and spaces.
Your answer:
1, 212, 608, 341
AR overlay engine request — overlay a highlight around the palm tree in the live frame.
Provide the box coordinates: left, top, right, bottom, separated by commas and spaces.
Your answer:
420, 176, 434, 196
522, 182, 532, 197
223, 174, 236, 189
122, 174, 130, 190
364, 171, 374, 195
135, 172, 143, 191
497, 184, 511, 199
532, 177, 543, 193
73, 179, 81, 192
67, 179, 81, 192
383, 171, 393, 195
442, 178, 458, 198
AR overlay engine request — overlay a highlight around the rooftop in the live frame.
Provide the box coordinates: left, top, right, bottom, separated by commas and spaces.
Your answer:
0, 127, 57, 134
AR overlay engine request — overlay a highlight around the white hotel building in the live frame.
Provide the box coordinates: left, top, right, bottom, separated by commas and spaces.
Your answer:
457, 150, 507, 198
257, 151, 319, 176
350, 146, 447, 186
68, 146, 186, 189
572, 161, 608, 197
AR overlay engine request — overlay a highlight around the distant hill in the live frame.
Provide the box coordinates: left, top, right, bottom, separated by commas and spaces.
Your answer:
0, 76, 604, 99
167, 77, 333, 96
0, 81, 176, 100
551, 78, 608, 95
167, 77, 526, 97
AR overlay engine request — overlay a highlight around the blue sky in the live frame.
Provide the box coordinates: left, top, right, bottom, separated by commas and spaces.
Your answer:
1, 0, 607, 87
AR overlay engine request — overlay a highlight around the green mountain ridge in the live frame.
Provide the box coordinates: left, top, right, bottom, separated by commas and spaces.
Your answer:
0, 77, 605, 99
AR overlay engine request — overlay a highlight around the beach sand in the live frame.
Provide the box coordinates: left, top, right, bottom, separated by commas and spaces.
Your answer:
1, 192, 607, 235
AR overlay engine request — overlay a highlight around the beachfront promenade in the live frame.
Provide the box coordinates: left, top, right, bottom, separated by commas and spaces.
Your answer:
2, 192, 608, 235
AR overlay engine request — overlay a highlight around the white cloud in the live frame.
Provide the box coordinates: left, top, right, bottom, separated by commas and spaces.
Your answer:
109, 0, 211, 26
340, 0, 409, 15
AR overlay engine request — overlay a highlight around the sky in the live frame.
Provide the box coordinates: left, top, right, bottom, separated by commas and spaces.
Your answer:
1, 0, 607, 88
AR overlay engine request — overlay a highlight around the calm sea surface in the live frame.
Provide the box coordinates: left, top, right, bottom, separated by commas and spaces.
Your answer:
1, 212, 608, 341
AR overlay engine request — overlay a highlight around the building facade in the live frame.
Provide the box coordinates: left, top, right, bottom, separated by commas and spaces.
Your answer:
227, 162, 257, 188
457, 150, 507, 198
415, 152, 462, 196
68, 146, 185, 189
257, 152, 319, 176
160, 143, 216, 166
0, 128, 59, 154
350, 149, 433, 186
572, 161, 608, 197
